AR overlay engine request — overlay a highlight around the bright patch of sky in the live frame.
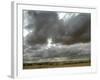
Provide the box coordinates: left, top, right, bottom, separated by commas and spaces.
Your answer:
57, 12, 80, 22
24, 29, 29, 37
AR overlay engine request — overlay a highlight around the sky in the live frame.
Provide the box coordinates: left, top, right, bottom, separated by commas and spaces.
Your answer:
23, 10, 91, 45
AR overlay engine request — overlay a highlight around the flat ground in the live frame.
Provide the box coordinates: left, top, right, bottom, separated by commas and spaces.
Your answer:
23, 58, 90, 69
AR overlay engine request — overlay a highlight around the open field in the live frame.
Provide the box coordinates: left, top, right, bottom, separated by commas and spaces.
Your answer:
23, 59, 90, 69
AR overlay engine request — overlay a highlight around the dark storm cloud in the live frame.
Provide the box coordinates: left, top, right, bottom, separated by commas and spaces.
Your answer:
24, 10, 91, 45
62, 13, 91, 44
64, 13, 90, 36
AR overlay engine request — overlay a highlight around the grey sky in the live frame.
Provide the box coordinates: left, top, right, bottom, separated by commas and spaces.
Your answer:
23, 10, 91, 45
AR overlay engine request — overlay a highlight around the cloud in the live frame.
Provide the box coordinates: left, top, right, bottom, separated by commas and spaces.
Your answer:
23, 10, 91, 45
23, 43, 90, 62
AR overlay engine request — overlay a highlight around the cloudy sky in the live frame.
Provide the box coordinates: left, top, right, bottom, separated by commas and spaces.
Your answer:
23, 10, 91, 64
23, 10, 91, 45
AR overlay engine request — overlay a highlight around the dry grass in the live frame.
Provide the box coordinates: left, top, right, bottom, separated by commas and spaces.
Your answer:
23, 59, 90, 69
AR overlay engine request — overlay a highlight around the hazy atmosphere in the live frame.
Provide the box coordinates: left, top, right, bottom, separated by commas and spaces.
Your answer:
23, 10, 91, 69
